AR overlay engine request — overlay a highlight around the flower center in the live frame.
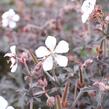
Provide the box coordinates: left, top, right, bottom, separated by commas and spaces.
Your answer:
8, 15, 14, 22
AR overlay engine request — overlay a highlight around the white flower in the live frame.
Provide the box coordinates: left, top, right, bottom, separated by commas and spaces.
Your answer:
35, 36, 69, 71
81, 0, 96, 23
5, 45, 17, 72
2, 9, 20, 29
0, 96, 15, 109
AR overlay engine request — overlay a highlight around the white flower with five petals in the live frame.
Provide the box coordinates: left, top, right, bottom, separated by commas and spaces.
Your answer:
2, 9, 20, 28
5, 45, 17, 73
0, 96, 15, 109
81, 0, 96, 23
35, 36, 69, 71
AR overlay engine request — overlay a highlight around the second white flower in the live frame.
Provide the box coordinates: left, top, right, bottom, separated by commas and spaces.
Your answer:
35, 36, 69, 71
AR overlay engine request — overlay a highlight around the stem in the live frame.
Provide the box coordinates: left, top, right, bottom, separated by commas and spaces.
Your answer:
62, 80, 70, 106
45, 92, 50, 98
24, 61, 33, 109
24, 61, 31, 75
30, 98, 33, 109
107, 39, 109, 56
56, 95, 62, 109
74, 81, 78, 100
104, 39, 106, 57
52, 68, 59, 84
33, 90, 46, 96
79, 67, 84, 85
104, 38, 109, 57
72, 87, 96, 108
29, 49, 38, 64
45, 71, 55, 82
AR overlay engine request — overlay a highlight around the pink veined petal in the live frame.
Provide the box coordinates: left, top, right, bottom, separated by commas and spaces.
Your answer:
35, 46, 50, 58
45, 36, 56, 51
12, 14, 20, 22
10, 45, 16, 54
54, 40, 69, 53
7, 106, 15, 109
0, 96, 8, 109
9, 21, 16, 29
2, 19, 9, 27
4, 53, 13, 57
42, 56, 53, 71
81, 13, 89, 23
55, 54, 68, 67
11, 63, 17, 73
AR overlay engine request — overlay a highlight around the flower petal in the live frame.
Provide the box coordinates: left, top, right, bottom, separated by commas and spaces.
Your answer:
0, 96, 8, 109
45, 36, 56, 51
10, 45, 16, 54
81, 13, 89, 23
35, 46, 50, 58
2, 19, 9, 27
81, 0, 96, 14
7, 106, 15, 109
8, 9, 15, 16
42, 56, 53, 71
4, 53, 13, 57
55, 54, 68, 67
10, 58, 16, 68
12, 14, 20, 22
11, 63, 17, 73
9, 21, 16, 29
2, 11, 9, 19
55, 40, 69, 53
